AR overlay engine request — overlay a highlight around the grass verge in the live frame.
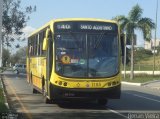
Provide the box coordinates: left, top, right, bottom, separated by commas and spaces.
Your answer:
0, 87, 9, 113
0, 67, 6, 73
122, 74, 160, 83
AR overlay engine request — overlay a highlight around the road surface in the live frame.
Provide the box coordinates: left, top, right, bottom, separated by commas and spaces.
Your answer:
1, 70, 160, 119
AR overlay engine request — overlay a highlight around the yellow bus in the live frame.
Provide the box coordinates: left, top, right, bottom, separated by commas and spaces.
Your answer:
27, 18, 123, 105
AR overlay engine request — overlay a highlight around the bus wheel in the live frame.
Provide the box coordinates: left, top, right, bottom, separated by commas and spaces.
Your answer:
33, 88, 38, 94
97, 99, 108, 106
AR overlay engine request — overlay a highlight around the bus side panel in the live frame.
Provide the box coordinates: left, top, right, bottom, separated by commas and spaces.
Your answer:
28, 57, 46, 91
26, 57, 30, 83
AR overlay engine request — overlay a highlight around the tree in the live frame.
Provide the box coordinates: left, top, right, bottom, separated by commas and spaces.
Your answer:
2, 0, 36, 47
114, 4, 155, 80
2, 48, 11, 67
10, 46, 27, 65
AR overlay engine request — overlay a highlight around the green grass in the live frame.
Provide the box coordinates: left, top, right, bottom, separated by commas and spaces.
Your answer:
0, 88, 8, 113
0, 67, 6, 73
122, 54, 160, 83
0, 67, 3, 73
122, 74, 160, 83
123, 64, 160, 71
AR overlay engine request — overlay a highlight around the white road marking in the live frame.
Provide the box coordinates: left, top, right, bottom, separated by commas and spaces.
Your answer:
125, 92, 160, 103
107, 91, 160, 118
107, 108, 128, 119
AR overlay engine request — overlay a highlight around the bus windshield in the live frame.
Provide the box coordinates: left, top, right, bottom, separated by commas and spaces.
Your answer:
55, 33, 119, 78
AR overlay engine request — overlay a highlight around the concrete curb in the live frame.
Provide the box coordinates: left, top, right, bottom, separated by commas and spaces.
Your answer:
0, 75, 10, 109
122, 81, 142, 86
122, 80, 160, 86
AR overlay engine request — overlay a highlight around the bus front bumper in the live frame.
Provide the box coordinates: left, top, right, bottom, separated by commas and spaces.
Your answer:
49, 84, 121, 99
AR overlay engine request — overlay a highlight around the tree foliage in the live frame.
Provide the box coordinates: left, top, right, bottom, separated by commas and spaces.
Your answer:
114, 4, 155, 41
113, 4, 155, 80
2, 48, 11, 67
1, 46, 27, 66
10, 46, 27, 65
2, 0, 36, 47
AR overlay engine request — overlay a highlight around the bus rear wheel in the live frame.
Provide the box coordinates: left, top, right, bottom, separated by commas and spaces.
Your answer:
97, 99, 108, 106
33, 88, 39, 94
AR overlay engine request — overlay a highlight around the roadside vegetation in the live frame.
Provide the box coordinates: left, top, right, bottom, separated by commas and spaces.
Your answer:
114, 4, 155, 80
122, 74, 160, 83
124, 48, 160, 71
2, 47, 27, 67
0, 86, 8, 113
0, 67, 7, 73
122, 48, 160, 83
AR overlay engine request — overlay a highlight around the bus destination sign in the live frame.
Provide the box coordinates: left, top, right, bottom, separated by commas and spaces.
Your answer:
80, 24, 113, 31
54, 21, 117, 33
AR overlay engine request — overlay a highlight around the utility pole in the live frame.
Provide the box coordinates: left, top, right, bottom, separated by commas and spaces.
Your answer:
153, 0, 158, 76
0, 0, 3, 67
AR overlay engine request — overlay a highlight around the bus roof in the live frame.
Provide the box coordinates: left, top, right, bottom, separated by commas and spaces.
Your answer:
28, 18, 117, 37
54, 18, 117, 23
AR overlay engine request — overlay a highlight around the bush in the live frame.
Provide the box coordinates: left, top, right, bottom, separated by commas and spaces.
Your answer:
0, 88, 8, 113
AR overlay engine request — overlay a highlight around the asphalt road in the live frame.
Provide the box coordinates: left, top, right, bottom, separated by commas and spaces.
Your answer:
1, 70, 160, 119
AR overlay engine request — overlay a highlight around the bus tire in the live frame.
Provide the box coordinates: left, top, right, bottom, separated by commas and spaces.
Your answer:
33, 88, 38, 94
33, 88, 36, 94
42, 76, 45, 96
98, 99, 108, 106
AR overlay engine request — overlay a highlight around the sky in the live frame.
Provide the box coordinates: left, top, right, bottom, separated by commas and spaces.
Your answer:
20, 0, 160, 48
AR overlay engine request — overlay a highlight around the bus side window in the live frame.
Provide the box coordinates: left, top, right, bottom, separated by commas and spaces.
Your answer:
39, 32, 42, 56
39, 31, 46, 56
28, 37, 34, 56
34, 36, 37, 56
37, 34, 40, 56
29, 45, 33, 55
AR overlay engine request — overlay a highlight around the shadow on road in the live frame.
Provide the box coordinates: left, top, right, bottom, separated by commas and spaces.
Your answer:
108, 90, 160, 111
57, 101, 106, 110
1, 73, 27, 79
